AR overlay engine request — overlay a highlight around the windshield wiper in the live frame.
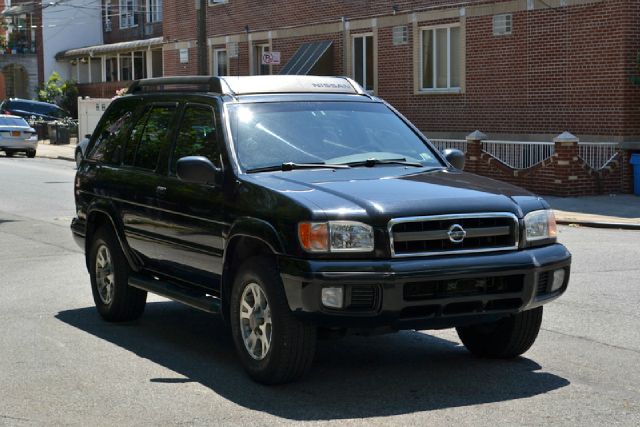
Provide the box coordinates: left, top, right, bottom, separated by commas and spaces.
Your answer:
344, 158, 424, 168
246, 162, 351, 173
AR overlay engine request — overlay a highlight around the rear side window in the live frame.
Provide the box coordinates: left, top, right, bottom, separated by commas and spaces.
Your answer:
170, 105, 220, 173
124, 105, 176, 171
89, 99, 137, 164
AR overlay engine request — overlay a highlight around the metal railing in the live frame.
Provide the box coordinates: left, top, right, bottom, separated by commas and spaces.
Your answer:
483, 140, 555, 170
578, 142, 619, 170
429, 139, 468, 153
430, 137, 620, 171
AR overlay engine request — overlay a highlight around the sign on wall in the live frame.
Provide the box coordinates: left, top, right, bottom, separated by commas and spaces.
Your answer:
261, 51, 281, 65
179, 48, 189, 64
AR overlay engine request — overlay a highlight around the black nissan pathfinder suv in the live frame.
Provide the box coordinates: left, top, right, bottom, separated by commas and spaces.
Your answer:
71, 76, 571, 384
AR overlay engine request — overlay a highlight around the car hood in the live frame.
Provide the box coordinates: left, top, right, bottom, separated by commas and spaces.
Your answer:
244, 167, 546, 223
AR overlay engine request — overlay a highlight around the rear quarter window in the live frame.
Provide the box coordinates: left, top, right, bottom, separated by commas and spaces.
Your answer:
88, 98, 139, 164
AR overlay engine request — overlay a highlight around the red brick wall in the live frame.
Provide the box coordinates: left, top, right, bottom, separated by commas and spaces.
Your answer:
464, 139, 634, 196
162, 0, 640, 141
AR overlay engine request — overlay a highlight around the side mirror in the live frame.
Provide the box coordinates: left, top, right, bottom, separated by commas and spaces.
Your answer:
442, 148, 465, 170
176, 156, 221, 186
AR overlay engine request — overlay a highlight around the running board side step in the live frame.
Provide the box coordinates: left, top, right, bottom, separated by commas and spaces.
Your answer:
129, 274, 221, 314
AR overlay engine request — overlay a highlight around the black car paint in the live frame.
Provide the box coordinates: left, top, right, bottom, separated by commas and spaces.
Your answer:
72, 90, 571, 330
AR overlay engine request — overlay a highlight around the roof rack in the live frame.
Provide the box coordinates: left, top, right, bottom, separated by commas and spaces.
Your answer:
127, 76, 231, 95
127, 75, 367, 97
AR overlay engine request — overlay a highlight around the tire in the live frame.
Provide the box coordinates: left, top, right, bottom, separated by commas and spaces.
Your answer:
230, 256, 316, 384
75, 149, 83, 166
456, 306, 543, 358
89, 226, 147, 322
5, 150, 14, 157
26, 150, 36, 158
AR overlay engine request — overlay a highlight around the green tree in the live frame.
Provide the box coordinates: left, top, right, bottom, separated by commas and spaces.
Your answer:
37, 72, 79, 118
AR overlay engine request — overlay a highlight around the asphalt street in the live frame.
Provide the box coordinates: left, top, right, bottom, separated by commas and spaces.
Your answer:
0, 157, 638, 426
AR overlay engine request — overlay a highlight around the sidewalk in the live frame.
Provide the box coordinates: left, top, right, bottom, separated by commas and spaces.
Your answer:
36, 138, 78, 162
545, 195, 640, 230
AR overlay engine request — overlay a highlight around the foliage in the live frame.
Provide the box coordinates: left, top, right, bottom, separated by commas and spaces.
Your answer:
37, 72, 79, 118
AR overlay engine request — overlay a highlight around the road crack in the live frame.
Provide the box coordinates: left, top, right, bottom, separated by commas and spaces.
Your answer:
542, 327, 640, 355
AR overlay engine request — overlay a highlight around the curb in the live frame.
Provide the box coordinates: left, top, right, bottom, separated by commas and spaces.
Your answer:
557, 219, 640, 231
36, 154, 75, 162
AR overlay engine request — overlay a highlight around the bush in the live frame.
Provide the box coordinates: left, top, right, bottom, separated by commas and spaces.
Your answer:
37, 72, 79, 118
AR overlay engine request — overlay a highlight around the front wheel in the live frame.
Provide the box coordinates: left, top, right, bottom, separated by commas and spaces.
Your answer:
89, 226, 147, 322
26, 149, 36, 158
230, 257, 316, 384
456, 306, 543, 358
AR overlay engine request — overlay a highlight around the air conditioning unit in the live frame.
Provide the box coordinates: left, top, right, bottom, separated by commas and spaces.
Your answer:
208, 0, 227, 5
104, 19, 112, 32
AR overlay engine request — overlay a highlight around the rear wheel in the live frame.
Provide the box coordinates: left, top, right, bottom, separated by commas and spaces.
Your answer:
4, 150, 14, 157
230, 257, 316, 384
26, 149, 36, 158
89, 226, 147, 322
456, 307, 543, 358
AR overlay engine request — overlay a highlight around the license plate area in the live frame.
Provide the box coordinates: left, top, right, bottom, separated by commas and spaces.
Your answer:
11, 131, 21, 137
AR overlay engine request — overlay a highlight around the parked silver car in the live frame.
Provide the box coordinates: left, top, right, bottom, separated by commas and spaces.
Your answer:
0, 115, 38, 158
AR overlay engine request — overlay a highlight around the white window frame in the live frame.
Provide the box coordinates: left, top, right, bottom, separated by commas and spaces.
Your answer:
351, 33, 374, 93
212, 48, 228, 76
253, 43, 270, 75
419, 23, 462, 93
146, 0, 162, 23
119, 0, 137, 29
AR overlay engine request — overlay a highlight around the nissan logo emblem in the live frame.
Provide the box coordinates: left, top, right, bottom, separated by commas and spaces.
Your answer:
447, 224, 466, 243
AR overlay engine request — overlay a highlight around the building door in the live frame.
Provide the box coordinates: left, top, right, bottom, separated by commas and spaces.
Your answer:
352, 34, 374, 92
3, 64, 29, 98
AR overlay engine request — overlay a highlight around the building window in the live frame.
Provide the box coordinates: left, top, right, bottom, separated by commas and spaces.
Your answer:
119, 0, 138, 28
352, 34, 374, 92
493, 14, 512, 36
105, 57, 118, 81
420, 25, 461, 91
213, 48, 228, 76
146, 0, 162, 23
253, 44, 270, 75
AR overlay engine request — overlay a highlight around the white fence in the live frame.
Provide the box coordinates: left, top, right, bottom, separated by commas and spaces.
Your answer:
77, 97, 112, 140
430, 137, 620, 171
483, 140, 555, 170
578, 142, 619, 170
430, 139, 468, 153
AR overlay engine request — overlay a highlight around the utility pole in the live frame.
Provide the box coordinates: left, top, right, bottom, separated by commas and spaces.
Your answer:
196, 0, 208, 75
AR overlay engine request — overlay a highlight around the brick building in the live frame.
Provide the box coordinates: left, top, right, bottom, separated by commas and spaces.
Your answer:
160, 0, 640, 195
56, 0, 164, 98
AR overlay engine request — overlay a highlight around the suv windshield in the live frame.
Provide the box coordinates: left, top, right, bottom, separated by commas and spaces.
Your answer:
227, 101, 442, 171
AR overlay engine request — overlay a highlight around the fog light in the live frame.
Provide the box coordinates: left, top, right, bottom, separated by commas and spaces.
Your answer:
551, 269, 565, 292
321, 287, 344, 309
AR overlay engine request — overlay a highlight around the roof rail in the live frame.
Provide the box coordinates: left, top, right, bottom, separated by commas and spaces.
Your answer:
127, 76, 231, 95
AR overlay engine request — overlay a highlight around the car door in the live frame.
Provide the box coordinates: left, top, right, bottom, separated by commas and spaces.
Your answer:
152, 102, 227, 291
115, 103, 180, 270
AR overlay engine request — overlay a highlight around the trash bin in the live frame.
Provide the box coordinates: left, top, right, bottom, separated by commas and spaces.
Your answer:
47, 124, 58, 144
631, 153, 640, 196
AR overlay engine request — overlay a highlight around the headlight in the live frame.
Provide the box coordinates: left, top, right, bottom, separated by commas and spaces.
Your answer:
524, 210, 557, 243
298, 221, 374, 253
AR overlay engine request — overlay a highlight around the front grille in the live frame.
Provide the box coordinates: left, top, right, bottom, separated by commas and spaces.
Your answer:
404, 275, 524, 301
389, 213, 519, 257
346, 285, 379, 311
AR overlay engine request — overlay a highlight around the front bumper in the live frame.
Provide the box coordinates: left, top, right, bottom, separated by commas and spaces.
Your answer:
279, 243, 571, 331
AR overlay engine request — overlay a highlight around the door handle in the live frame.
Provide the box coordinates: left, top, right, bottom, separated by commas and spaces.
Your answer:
156, 186, 167, 197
